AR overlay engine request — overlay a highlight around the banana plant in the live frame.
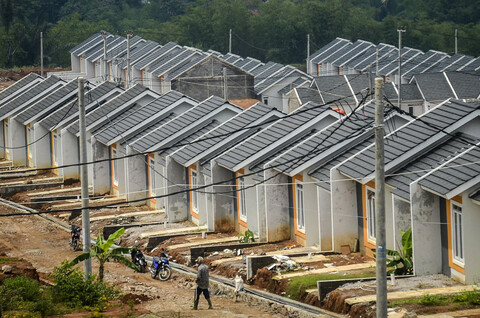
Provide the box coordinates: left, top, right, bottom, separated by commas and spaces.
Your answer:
373, 228, 413, 275
70, 227, 138, 280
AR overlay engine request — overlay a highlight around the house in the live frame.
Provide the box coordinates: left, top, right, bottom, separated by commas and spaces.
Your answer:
124, 96, 242, 212
8, 78, 85, 168
171, 55, 256, 102
91, 90, 198, 199
33, 81, 122, 179
263, 99, 411, 249
0, 76, 65, 161
166, 102, 283, 227
211, 102, 341, 239
61, 84, 159, 185
332, 100, 480, 261
68, 32, 112, 77
0, 73, 43, 107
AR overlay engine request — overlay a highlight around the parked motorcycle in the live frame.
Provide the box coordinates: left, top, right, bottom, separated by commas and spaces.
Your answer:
132, 249, 147, 273
70, 225, 81, 251
149, 251, 171, 281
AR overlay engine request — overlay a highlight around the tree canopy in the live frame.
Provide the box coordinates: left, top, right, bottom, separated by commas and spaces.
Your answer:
0, 0, 479, 68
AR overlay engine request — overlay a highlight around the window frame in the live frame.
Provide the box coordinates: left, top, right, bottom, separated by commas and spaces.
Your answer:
191, 168, 198, 213
52, 132, 59, 166
112, 147, 119, 187
295, 181, 305, 232
238, 175, 247, 222
451, 202, 464, 266
149, 157, 155, 196
366, 186, 376, 242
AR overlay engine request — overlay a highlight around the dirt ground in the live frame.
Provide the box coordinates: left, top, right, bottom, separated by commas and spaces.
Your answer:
0, 204, 287, 317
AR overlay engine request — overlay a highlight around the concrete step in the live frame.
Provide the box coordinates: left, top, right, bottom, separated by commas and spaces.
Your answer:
274, 261, 376, 280
90, 209, 165, 221
51, 196, 127, 210
140, 225, 208, 239
27, 186, 92, 197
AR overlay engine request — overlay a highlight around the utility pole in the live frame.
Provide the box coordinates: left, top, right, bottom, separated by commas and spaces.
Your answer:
397, 27, 406, 108
40, 32, 44, 77
307, 34, 310, 74
126, 31, 133, 88
455, 29, 458, 54
368, 65, 373, 100
223, 67, 228, 100
78, 77, 92, 278
374, 77, 387, 318
376, 48, 379, 76
101, 31, 107, 80
229, 29, 232, 54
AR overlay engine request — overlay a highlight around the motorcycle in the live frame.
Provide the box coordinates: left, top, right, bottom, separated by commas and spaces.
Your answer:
70, 225, 81, 251
149, 251, 172, 281
132, 249, 147, 273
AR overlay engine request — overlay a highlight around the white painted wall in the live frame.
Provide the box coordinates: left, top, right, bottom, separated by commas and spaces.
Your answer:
60, 129, 79, 180
91, 137, 110, 195
32, 123, 51, 169
317, 186, 333, 251
264, 168, 290, 242
9, 119, 27, 166
125, 145, 147, 205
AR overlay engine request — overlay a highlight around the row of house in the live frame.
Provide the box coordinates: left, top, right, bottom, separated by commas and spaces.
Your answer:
307, 37, 480, 85
2, 31, 480, 285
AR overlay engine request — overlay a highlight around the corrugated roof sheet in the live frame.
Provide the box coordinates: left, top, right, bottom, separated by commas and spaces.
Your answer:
0, 73, 42, 103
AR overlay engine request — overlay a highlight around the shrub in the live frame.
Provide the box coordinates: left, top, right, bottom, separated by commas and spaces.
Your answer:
51, 260, 120, 310
0, 276, 41, 310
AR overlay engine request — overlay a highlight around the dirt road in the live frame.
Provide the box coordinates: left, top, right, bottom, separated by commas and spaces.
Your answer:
0, 205, 284, 317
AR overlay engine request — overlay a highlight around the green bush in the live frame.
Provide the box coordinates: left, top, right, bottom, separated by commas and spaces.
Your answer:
51, 260, 120, 310
0, 276, 41, 310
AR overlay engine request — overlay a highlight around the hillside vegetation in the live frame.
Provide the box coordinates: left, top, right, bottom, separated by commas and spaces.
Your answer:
0, 0, 479, 68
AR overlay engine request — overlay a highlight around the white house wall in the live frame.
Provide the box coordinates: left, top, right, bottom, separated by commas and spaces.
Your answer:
32, 123, 51, 169
392, 195, 411, 251
8, 119, 27, 166
60, 129, 79, 180
91, 137, 111, 195
264, 167, 290, 242
317, 186, 333, 251
461, 186, 480, 284
165, 156, 189, 222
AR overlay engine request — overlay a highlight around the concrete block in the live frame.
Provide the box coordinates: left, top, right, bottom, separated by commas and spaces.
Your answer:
317, 277, 376, 301
246, 255, 275, 280
191, 242, 264, 264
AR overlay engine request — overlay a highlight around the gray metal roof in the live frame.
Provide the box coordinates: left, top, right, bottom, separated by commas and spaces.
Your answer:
379, 47, 423, 76
337, 100, 480, 180
428, 54, 473, 73
67, 84, 150, 135
314, 75, 356, 105
146, 47, 185, 73
0, 73, 42, 104
242, 58, 264, 73
414, 72, 455, 101
0, 76, 64, 120
400, 83, 423, 101
332, 40, 375, 67
119, 41, 161, 69
459, 57, 480, 72
94, 90, 196, 145
254, 63, 284, 85
39, 81, 120, 130
215, 102, 338, 170
15, 79, 80, 124
386, 133, 477, 200
129, 95, 241, 153
469, 188, 480, 202
310, 38, 351, 63
167, 54, 208, 80
255, 66, 300, 94
151, 49, 202, 76
104, 36, 144, 61
171, 102, 279, 166
402, 50, 449, 79
348, 43, 397, 71
293, 87, 322, 105
418, 138, 480, 196
86, 36, 126, 62
70, 32, 107, 55
271, 101, 377, 175
445, 72, 480, 99
133, 42, 179, 70
278, 78, 309, 95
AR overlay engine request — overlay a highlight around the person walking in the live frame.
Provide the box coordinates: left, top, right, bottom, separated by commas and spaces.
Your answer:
193, 257, 212, 310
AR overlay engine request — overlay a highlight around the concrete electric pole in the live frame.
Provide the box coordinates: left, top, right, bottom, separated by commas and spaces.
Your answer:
78, 77, 92, 278
374, 77, 387, 318
229, 29, 232, 54
455, 29, 458, 54
397, 27, 406, 109
307, 34, 310, 74
126, 31, 133, 88
40, 32, 44, 77
101, 31, 107, 81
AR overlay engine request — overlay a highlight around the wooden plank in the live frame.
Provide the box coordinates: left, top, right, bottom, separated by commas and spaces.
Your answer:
27, 186, 92, 197
167, 236, 238, 251
90, 210, 165, 221
345, 285, 478, 305
274, 261, 376, 280
140, 225, 207, 239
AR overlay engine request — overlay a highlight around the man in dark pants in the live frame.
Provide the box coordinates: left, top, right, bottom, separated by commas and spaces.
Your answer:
193, 257, 213, 310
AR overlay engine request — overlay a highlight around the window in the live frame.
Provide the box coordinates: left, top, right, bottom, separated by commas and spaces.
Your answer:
112, 148, 119, 187
263, 97, 268, 105
27, 127, 33, 159
366, 188, 376, 241
149, 158, 155, 196
296, 182, 305, 231
191, 169, 198, 212
4, 121, 8, 148
408, 106, 414, 116
53, 132, 58, 166
451, 203, 464, 265
238, 176, 246, 221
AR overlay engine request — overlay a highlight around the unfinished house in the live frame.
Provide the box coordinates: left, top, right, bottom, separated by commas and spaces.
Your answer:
125, 96, 242, 215
211, 102, 341, 240
166, 102, 283, 228
92, 90, 198, 202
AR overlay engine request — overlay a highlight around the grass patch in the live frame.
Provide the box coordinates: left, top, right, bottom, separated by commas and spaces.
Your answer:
390, 290, 480, 307
0, 257, 13, 264
284, 268, 376, 301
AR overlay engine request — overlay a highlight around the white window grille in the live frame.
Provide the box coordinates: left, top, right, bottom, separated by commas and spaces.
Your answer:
149, 158, 155, 196
191, 169, 198, 212
452, 203, 464, 265
296, 182, 305, 231
112, 148, 119, 186
367, 188, 376, 241
239, 176, 246, 221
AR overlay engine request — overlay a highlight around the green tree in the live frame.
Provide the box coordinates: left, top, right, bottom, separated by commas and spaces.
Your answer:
70, 227, 137, 281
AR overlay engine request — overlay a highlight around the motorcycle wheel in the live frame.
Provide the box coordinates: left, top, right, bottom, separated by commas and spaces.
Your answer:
158, 266, 172, 281
151, 269, 157, 279
139, 264, 146, 273
72, 240, 78, 251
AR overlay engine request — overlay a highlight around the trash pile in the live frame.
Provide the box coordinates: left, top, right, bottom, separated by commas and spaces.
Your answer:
267, 255, 300, 273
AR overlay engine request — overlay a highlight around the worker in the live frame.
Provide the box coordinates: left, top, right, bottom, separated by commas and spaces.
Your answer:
193, 256, 212, 310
